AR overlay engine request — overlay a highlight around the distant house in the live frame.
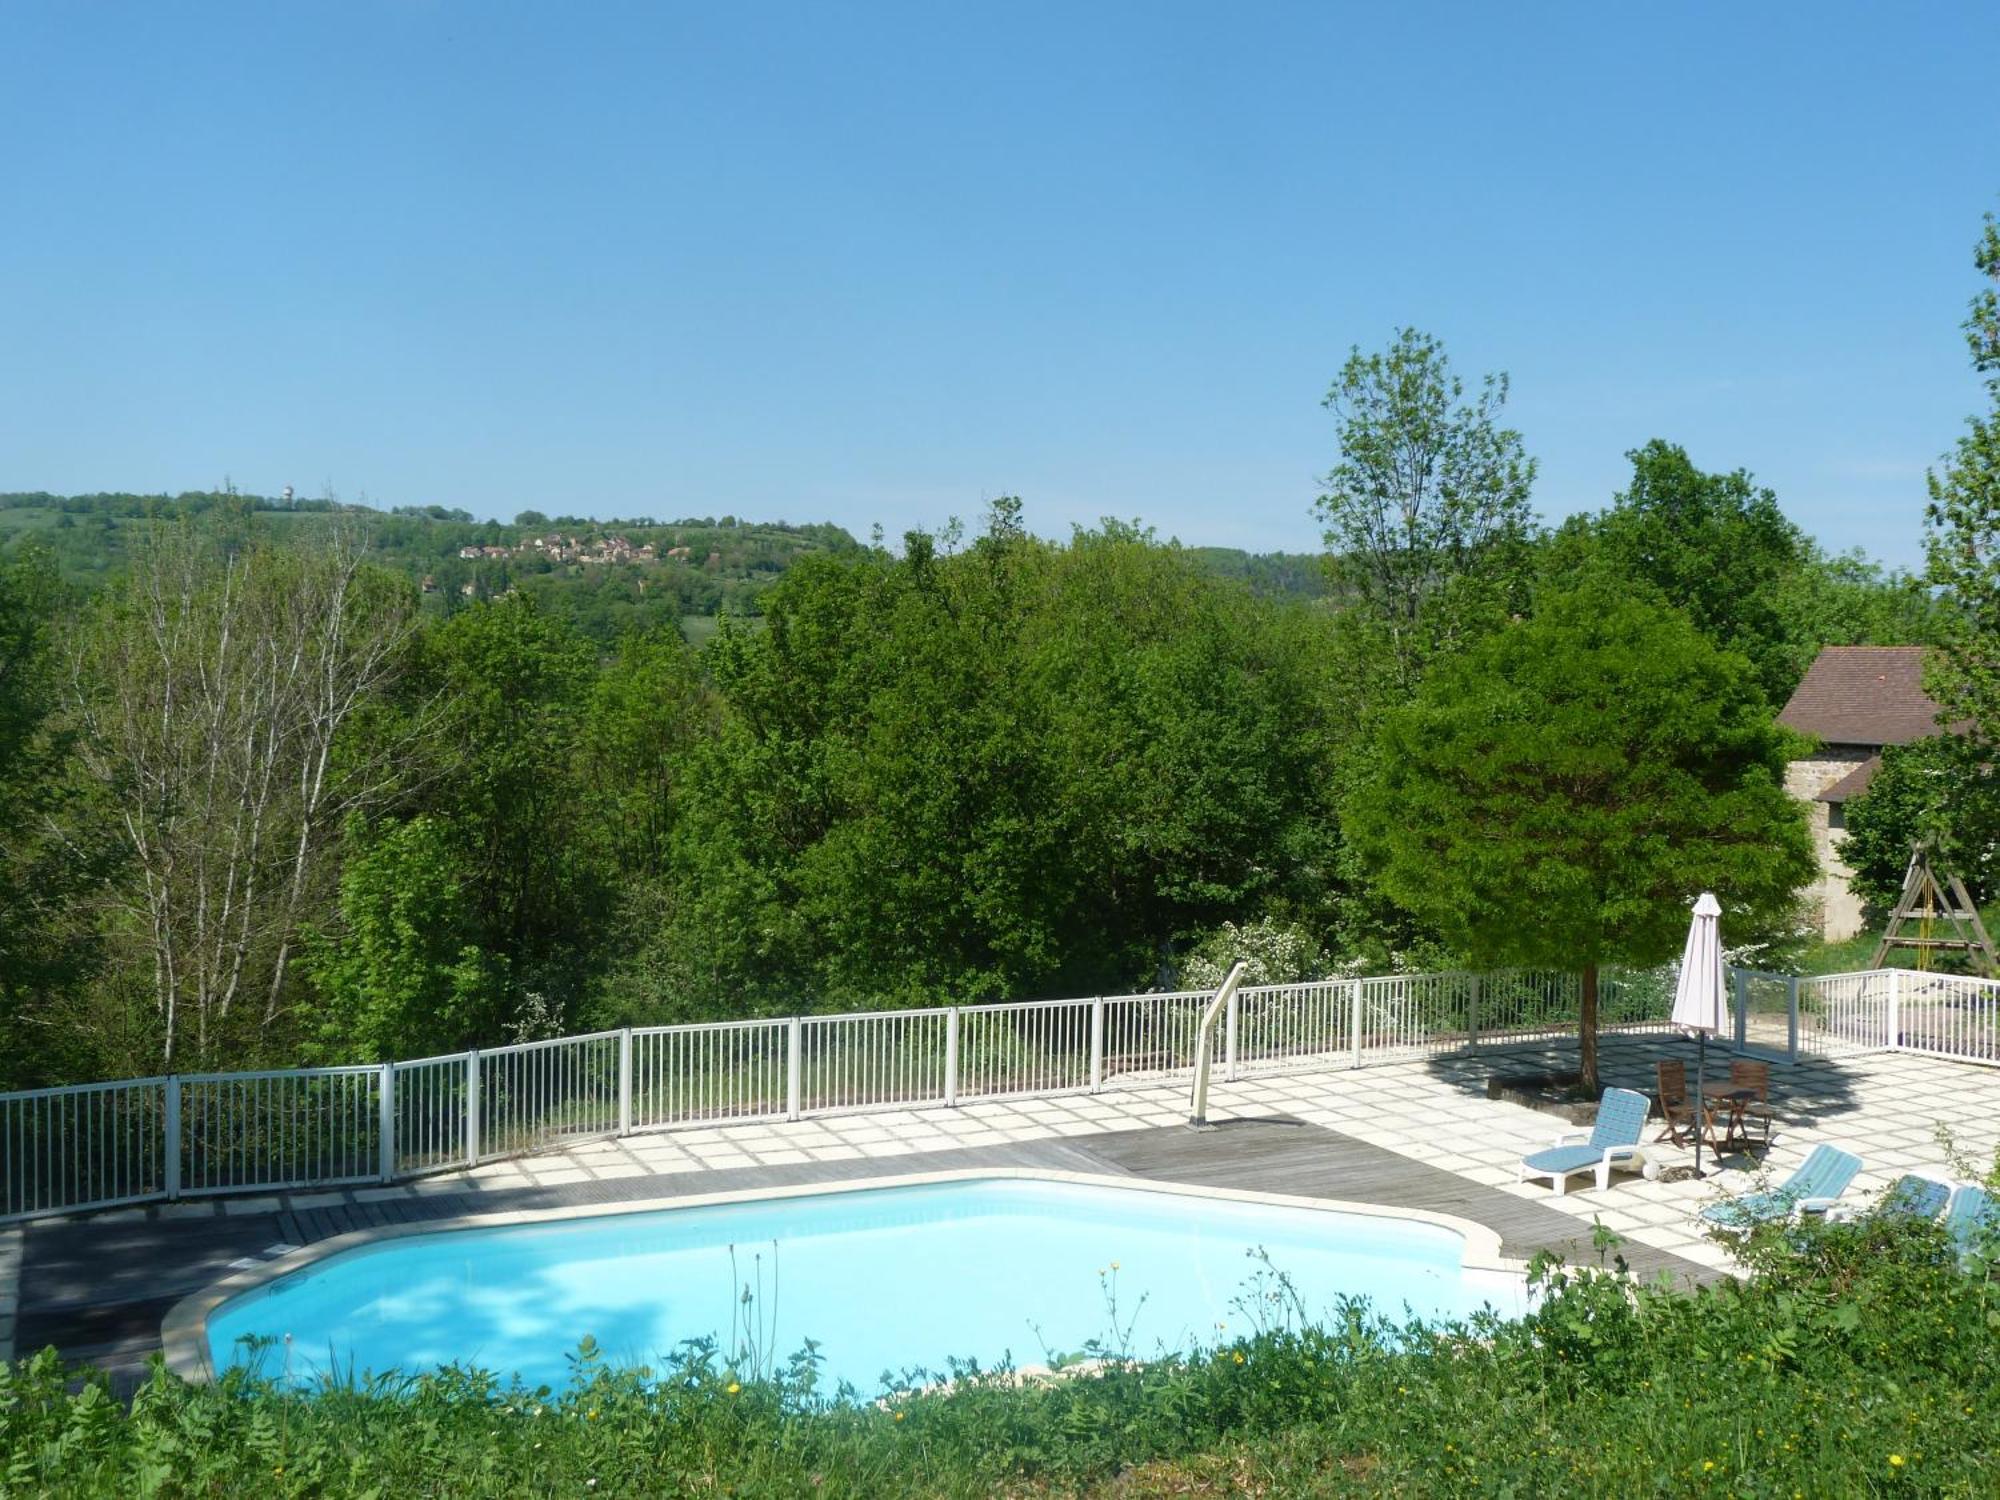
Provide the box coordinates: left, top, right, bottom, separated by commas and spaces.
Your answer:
1778, 646, 1952, 940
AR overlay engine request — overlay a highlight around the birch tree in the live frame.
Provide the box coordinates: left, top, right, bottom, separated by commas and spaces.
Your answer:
68, 521, 425, 1068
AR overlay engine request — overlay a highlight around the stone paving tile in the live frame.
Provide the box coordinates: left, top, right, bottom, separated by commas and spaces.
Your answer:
220, 1196, 283, 1216
408, 1176, 475, 1196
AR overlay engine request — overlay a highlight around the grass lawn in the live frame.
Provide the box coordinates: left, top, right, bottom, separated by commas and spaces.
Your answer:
1793, 903, 2000, 977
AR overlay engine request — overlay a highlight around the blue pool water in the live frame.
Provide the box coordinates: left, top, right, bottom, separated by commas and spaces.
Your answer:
206, 1177, 1525, 1391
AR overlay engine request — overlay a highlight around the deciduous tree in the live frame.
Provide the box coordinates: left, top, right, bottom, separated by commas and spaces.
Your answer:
1548, 441, 1811, 703
1927, 203, 2000, 738
1841, 735, 2000, 921
1315, 329, 1537, 689
67, 521, 423, 1068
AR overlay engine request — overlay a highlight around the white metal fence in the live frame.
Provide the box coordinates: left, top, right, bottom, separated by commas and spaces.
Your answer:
8, 963, 1991, 1223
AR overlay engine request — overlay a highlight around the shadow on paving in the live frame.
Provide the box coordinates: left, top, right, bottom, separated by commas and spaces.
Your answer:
1421, 1032, 1867, 1167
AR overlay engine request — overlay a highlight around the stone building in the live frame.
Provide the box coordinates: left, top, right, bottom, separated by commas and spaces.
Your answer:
1777, 646, 1950, 941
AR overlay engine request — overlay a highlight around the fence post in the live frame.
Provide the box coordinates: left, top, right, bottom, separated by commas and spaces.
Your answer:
1785, 975, 1799, 1062
618, 1027, 633, 1137
1887, 969, 1903, 1051
1088, 998, 1104, 1093
1224, 987, 1240, 1082
786, 1017, 803, 1121
1350, 979, 1365, 1069
465, 1050, 481, 1167
942, 1007, 960, 1107
163, 1075, 181, 1201
1734, 970, 1749, 1051
376, 1062, 396, 1182
1466, 974, 1481, 1052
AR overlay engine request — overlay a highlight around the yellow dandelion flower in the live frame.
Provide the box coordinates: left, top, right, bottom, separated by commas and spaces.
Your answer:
725, 1381, 741, 1395
1890, 1455, 1905, 1468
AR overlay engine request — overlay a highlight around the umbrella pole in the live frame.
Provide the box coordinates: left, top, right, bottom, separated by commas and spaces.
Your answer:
1694, 1033, 1706, 1178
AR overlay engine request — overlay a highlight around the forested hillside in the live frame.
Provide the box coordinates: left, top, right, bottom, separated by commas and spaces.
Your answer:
0, 324, 1964, 1093
0, 491, 867, 641
0, 492, 1331, 641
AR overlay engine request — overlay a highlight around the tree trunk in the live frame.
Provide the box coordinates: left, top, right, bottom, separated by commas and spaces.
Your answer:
1579, 963, 1600, 1096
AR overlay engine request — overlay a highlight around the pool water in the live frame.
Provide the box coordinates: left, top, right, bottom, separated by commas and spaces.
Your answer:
206, 1177, 1525, 1391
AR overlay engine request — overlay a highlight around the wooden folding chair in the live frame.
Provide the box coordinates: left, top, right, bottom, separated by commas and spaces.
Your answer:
1725, 1058, 1776, 1148
1654, 1058, 1712, 1147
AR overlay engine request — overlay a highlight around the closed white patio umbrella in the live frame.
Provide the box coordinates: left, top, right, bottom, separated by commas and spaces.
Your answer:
1670, 891, 1729, 1176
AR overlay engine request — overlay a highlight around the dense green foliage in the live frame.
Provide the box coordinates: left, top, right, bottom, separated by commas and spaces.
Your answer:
3, 1216, 1997, 1496
1345, 569, 1815, 1089
1842, 735, 2000, 921
1552, 440, 1943, 706
0, 547, 106, 1088
656, 515, 1346, 1013
1927, 206, 2000, 741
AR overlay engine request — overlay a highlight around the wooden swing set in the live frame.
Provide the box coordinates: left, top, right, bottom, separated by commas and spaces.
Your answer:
1869, 837, 1998, 976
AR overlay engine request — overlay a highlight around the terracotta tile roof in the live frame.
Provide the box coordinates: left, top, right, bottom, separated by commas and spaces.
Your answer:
1778, 646, 1946, 748
1816, 756, 1882, 804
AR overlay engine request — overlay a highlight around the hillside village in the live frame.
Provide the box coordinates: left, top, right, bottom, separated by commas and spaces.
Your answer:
454, 531, 717, 567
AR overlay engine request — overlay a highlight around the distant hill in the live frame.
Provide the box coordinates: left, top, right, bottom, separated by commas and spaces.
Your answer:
0, 491, 867, 641
0, 491, 1328, 641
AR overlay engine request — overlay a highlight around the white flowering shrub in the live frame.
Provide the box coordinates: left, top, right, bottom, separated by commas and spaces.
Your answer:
1178, 917, 1331, 989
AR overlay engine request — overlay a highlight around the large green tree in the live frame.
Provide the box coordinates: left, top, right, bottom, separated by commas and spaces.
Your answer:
1315, 328, 1538, 690
1547, 441, 1810, 704
1927, 203, 2000, 738
1345, 570, 1815, 1091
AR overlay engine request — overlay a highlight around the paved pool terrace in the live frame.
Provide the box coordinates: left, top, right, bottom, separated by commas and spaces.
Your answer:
6, 1033, 1999, 1385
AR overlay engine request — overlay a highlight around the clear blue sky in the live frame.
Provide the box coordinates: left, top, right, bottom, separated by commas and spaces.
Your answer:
3, 2, 1995, 565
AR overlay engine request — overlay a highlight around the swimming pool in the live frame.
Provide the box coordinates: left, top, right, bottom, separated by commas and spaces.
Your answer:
187, 1172, 1526, 1391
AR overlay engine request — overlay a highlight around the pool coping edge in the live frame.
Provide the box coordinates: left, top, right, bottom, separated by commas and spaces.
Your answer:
158, 1168, 1524, 1383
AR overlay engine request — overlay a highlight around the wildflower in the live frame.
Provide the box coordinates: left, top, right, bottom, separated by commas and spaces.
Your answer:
587, 1408, 599, 1420
893, 1411, 906, 1422
1110, 1260, 1120, 1271
1704, 1461, 1716, 1472
726, 1381, 742, 1395
1232, 1352, 1245, 1365
1890, 1455, 1906, 1469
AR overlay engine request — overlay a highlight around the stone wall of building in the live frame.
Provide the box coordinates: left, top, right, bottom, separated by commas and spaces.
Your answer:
1786, 750, 1876, 941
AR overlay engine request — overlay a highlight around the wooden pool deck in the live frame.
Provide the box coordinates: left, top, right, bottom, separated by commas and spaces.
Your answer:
15, 1114, 1712, 1388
